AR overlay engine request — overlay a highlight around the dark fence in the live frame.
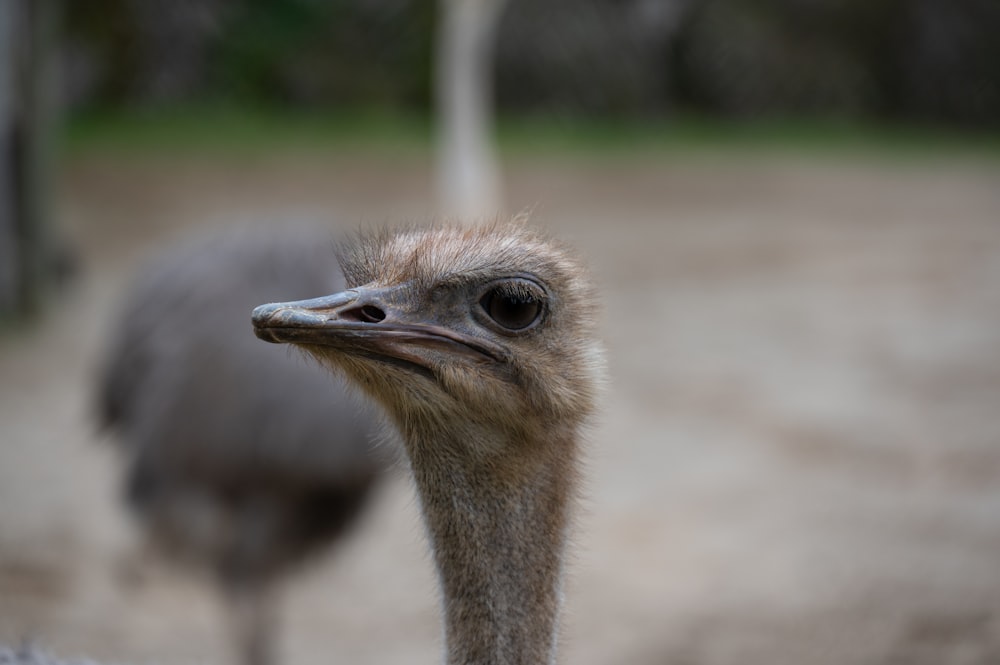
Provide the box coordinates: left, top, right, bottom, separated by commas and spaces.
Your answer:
61, 0, 1000, 127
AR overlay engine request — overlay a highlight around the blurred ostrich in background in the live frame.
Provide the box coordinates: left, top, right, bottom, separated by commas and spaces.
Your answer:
97, 227, 386, 665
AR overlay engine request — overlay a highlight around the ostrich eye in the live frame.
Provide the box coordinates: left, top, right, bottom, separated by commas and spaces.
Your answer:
479, 280, 544, 331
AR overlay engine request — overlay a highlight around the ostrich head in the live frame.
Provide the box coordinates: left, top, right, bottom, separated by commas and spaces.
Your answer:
252, 220, 601, 451
252, 219, 602, 665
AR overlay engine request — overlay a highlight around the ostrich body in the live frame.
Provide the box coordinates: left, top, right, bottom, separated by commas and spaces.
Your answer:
98, 227, 383, 665
253, 220, 601, 665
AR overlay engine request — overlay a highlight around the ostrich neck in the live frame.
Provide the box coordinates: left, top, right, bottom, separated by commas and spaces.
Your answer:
406, 423, 577, 665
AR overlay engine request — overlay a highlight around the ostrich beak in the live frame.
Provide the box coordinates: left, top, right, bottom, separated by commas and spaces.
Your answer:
252, 291, 361, 344
251, 288, 507, 364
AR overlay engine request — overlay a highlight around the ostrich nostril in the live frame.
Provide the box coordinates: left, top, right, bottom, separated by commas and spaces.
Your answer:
360, 305, 386, 322
339, 304, 387, 323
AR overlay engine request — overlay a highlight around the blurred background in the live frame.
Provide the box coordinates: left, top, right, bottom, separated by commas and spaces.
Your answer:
2, 0, 1000, 664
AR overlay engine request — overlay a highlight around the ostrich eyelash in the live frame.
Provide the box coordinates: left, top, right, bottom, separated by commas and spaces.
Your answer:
490, 279, 547, 303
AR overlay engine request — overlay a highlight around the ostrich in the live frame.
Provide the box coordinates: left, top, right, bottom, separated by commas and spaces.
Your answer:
97, 226, 384, 665
253, 219, 602, 665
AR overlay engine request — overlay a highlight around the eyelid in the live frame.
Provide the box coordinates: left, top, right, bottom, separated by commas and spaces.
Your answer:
493, 282, 541, 302
481, 277, 548, 302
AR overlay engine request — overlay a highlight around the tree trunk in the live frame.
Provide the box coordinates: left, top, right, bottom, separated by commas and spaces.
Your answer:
0, 0, 58, 320
0, 0, 19, 314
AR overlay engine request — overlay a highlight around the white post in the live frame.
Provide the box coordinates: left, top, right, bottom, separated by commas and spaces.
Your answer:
435, 0, 508, 221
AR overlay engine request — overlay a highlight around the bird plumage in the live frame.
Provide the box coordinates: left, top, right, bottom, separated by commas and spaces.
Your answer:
97, 225, 384, 665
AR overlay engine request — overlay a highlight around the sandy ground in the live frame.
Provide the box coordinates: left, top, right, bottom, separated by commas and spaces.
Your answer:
2, 146, 1000, 665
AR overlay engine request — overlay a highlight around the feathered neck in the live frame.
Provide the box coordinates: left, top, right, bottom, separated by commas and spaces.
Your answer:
402, 418, 579, 665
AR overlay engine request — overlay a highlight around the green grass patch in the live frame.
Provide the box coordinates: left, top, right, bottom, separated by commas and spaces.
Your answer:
64, 104, 435, 156
63, 104, 1000, 161
497, 114, 1000, 160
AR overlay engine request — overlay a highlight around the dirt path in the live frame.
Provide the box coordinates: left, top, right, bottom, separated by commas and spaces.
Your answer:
2, 148, 1000, 665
